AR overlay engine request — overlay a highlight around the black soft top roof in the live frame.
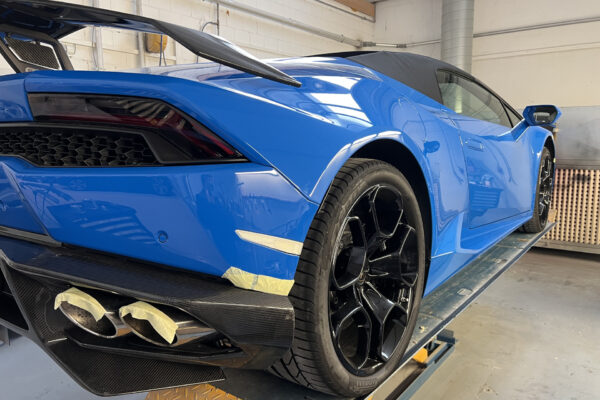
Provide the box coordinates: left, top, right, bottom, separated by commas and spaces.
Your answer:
319, 51, 471, 104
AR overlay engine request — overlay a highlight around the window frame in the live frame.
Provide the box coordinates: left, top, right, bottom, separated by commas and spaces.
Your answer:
502, 102, 523, 127
436, 68, 516, 128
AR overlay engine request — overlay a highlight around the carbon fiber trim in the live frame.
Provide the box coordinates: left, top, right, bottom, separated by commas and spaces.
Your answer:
5, 36, 60, 69
50, 340, 225, 396
0, 235, 294, 395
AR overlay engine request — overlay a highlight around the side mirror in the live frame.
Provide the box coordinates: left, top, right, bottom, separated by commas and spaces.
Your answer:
522, 105, 561, 127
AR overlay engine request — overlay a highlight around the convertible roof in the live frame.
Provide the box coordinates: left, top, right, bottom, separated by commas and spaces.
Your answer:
0, 0, 300, 87
320, 51, 470, 104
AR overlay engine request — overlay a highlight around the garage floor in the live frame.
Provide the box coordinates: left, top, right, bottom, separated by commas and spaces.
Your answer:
0, 248, 598, 400
412, 248, 600, 400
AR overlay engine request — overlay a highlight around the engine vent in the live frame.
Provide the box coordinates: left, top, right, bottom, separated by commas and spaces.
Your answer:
541, 168, 600, 252
0, 126, 160, 167
5, 37, 60, 70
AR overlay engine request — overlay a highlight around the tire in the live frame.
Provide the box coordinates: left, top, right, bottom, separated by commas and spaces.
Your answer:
271, 158, 426, 397
522, 147, 554, 233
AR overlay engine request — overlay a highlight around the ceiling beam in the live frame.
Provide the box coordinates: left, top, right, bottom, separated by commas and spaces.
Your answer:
333, 0, 375, 17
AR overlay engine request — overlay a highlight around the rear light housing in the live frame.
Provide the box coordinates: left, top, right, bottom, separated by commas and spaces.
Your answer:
27, 93, 245, 165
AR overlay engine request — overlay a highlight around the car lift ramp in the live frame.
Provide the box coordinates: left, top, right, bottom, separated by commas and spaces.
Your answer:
146, 223, 554, 400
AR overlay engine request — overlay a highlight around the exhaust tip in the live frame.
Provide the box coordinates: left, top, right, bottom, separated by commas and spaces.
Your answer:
54, 287, 129, 339
119, 301, 215, 347
119, 301, 178, 346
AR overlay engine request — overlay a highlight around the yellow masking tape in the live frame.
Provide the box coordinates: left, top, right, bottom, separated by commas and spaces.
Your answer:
222, 267, 294, 296
119, 302, 178, 344
54, 287, 107, 322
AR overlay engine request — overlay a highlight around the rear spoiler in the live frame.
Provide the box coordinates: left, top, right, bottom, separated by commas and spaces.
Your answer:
0, 0, 301, 87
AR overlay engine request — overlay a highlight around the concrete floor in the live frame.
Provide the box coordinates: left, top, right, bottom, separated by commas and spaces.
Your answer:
0, 248, 598, 400
412, 248, 600, 400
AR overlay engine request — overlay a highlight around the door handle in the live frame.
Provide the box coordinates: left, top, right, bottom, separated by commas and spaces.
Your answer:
465, 139, 484, 151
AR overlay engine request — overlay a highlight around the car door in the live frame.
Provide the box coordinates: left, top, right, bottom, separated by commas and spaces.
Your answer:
436, 70, 534, 228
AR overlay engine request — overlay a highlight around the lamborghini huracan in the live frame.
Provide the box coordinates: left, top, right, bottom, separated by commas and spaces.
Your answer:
0, 0, 559, 397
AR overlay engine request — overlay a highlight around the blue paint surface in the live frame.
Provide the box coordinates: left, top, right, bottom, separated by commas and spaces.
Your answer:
0, 57, 555, 294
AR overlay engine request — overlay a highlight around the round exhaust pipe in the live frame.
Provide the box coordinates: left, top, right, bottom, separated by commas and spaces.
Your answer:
54, 287, 131, 339
119, 301, 216, 347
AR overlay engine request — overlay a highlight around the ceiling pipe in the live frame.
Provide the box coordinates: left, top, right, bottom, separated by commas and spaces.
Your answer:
135, 0, 145, 68
91, 0, 104, 70
474, 15, 600, 38
189, 1, 600, 55
361, 42, 407, 48
441, 0, 474, 72
203, 0, 363, 48
365, 15, 600, 51
201, 1, 220, 35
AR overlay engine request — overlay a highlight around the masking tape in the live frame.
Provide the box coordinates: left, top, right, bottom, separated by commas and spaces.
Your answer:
119, 301, 178, 344
54, 287, 107, 322
222, 267, 294, 296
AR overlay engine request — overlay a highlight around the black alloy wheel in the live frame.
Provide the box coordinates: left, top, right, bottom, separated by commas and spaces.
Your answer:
522, 147, 554, 233
329, 184, 419, 375
271, 158, 426, 397
538, 153, 554, 226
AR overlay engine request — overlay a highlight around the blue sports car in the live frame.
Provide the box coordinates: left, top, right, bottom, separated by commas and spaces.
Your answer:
0, 0, 560, 397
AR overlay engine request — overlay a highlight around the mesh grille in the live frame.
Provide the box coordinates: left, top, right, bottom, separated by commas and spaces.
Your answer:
0, 126, 160, 167
5, 37, 60, 70
545, 168, 600, 246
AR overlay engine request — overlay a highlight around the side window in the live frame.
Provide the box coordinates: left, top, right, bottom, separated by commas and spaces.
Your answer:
436, 70, 511, 127
505, 106, 522, 126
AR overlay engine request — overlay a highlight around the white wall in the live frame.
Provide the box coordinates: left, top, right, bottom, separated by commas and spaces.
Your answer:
374, 0, 600, 108
2, 0, 598, 109
374, 0, 442, 58
0, 0, 374, 73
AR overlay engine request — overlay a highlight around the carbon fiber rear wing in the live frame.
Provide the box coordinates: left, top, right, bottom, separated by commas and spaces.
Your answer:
0, 0, 301, 87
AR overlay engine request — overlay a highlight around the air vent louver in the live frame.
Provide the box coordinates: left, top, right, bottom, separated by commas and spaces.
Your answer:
5, 36, 60, 70
540, 168, 600, 252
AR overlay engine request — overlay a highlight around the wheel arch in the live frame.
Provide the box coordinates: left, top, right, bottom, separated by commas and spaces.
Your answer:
544, 134, 556, 159
351, 139, 433, 285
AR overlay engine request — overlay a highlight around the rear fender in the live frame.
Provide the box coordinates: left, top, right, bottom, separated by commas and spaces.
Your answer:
0, 75, 32, 122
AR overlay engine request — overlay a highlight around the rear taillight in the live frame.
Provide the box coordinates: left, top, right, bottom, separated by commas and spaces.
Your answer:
28, 94, 244, 162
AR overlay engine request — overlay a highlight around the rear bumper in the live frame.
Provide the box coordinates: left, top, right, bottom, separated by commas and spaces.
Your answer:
0, 157, 318, 284
0, 234, 294, 395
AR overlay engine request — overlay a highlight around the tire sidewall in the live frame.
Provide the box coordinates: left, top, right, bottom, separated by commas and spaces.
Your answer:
310, 162, 426, 396
527, 147, 552, 232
